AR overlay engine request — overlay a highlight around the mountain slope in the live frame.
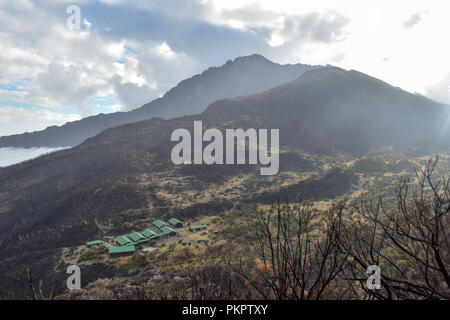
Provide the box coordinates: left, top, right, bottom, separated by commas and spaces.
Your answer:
1, 66, 450, 298
2, 66, 450, 243
0, 54, 319, 148
203, 66, 450, 155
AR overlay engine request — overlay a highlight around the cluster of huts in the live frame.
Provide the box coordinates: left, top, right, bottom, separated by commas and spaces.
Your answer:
86, 218, 210, 258
86, 217, 187, 258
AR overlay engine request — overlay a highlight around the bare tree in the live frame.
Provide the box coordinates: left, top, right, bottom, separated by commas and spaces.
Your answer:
62, 158, 450, 300
119, 263, 249, 300
26, 265, 58, 300
338, 157, 450, 299
232, 199, 349, 300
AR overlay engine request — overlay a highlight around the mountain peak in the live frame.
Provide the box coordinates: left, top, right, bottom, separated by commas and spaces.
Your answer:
295, 65, 349, 83
0, 55, 319, 148
294, 66, 395, 90
233, 53, 271, 63
222, 54, 274, 69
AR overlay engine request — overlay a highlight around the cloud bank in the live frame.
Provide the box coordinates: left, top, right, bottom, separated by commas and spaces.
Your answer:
0, 146, 69, 167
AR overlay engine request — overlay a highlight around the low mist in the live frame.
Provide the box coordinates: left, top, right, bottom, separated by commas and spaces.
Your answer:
0, 147, 69, 167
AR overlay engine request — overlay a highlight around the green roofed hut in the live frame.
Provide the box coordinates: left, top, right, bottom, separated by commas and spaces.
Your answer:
108, 245, 135, 258
86, 240, 103, 247
153, 220, 167, 229
168, 218, 183, 228
142, 229, 157, 239
128, 231, 145, 242
150, 233, 164, 240
103, 242, 115, 249
189, 225, 207, 232
115, 235, 132, 246
160, 225, 177, 236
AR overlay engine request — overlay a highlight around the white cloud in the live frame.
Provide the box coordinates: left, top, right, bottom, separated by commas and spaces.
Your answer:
108, 41, 199, 111
0, 106, 81, 136
403, 12, 423, 28
266, 11, 350, 47
0, 1, 200, 128
110, 76, 156, 112
96, 103, 122, 111
0, 146, 69, 167
425, 74, 450, 105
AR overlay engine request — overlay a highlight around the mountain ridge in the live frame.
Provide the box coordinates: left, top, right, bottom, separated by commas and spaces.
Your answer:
0, 54, 320, 148
1, 65, 450, 298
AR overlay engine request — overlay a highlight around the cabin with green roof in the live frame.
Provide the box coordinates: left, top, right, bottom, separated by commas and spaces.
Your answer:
115, 235, 132, 246
168, 218, 183, 228
160, 225, 177, 236
86, 240, 103, 247
128, 231, 145, 242
189, 225, 207, 232
153, 220, 167, 229
103, 242, 115, 249
150, 233, 164, 240
108, 245, 135, 258
142, 229, 157, 238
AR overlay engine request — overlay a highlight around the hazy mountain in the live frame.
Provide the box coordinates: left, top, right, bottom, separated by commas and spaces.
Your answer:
202, 66, 450, 155
0, 54, 320, 149
1, 65, 450, 298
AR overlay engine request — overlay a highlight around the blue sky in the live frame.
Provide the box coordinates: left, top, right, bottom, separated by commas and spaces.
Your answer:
1, 0, 450, 136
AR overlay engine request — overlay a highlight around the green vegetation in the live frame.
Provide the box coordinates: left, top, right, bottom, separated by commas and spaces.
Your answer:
78, 246, 107, 262
351, 156, 414, 175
